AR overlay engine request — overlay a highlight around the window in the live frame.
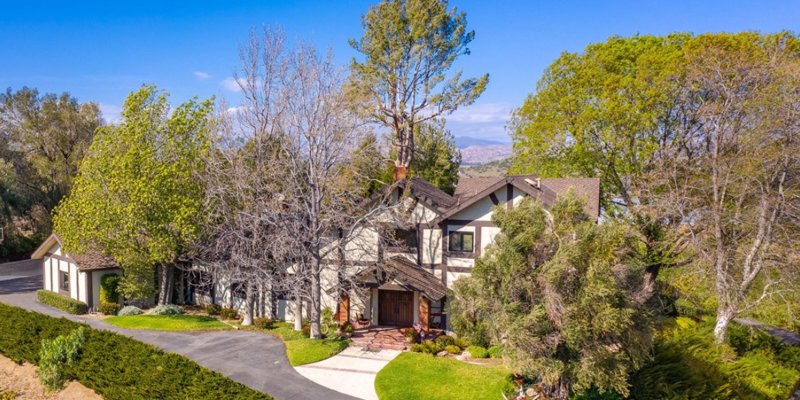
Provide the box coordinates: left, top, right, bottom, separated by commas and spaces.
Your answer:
448, 231, 474, 252
392, 228, 418, 249
187, 271, 213, 296
231, 281, 246, 298
60, 271, 69, 292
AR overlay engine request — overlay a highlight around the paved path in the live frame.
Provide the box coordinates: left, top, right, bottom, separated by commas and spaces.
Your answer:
295, 347, 400, 400
0, 263, 357, 400
735, 318, 800, 346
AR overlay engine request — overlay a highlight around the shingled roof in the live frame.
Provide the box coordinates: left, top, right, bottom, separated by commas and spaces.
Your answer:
383, 256, 447, 301
400, 177, 457, 211
31, 233, 120, 272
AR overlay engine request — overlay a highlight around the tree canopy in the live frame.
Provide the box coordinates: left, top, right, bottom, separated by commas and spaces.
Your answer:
349, 0, 487, 178
53, 86, 213, 299
448, 196, 655, 399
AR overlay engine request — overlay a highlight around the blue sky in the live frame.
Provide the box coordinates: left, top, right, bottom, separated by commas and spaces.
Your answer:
2, 1, 798, 142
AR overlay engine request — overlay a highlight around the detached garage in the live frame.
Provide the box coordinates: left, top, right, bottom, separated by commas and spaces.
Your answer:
31, 233, 121, 310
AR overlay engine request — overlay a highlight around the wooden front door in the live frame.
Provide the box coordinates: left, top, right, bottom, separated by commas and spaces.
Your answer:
378, 290, 414, 326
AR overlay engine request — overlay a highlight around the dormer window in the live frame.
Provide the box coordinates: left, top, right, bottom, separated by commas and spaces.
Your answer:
448, 231, 474, 252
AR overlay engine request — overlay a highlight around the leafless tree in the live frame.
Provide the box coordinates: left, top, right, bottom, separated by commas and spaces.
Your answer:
651, 36, 800, 342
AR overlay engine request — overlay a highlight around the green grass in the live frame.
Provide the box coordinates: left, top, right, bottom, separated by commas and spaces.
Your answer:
375, 352, 513, 400
239, 321, 349, 366
104, 314, 231, 331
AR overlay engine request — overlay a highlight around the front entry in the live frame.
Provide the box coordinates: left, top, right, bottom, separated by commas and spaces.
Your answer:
378, 290, 414, 326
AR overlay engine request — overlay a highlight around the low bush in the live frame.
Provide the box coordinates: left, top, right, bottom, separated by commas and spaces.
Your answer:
301, 323, 310, 338
409, 340, 442, 354
98, 274, 121, 304
117, 305, 143, 316
98, 302, 120, 316
38, 327, 87, 391
253, 317, 274, 330
148, 304, 183, 315
454, 337, 469, 349
435, 334, 456, 348
219, 307, 239, 320
488, 345, 503, 358
445, 345, 462, 355
36, 290, 87, 315
339, 321, 355, 335
467, 345, 488, 358
0, 389, 14, 400
206, 304, 222, 316
0, 303, 271, 399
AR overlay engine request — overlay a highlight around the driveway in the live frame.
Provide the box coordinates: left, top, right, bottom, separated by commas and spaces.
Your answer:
0, 262, 357, 400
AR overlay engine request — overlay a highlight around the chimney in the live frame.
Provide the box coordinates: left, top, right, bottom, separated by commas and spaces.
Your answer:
394, 165, 408, 181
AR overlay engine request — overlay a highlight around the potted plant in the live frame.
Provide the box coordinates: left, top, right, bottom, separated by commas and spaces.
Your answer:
340, 321, 355, 337
403, 327, 419, 344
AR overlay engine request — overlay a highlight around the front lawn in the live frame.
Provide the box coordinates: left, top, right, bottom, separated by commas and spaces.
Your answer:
375, 352, 513, 400
242, 321, 349, 366
105, 314, 231, 331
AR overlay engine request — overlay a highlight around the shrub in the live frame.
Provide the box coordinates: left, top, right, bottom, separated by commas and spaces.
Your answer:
148, 304, 183, 315
435, 335, 456, 348
445, 345, 462, 355
0, 389, 14, 400
38, 327, 87, 391
340, 321, 355, 334
99, 302, 120, 316
253, 317, 274, 330
467, 345, 488, 358
219, 307, 239, 320
206, 304, 222, 316
455, 337, 469, 349
301, 323, 310, 337
409, 340, 442, 354
117, 305, 143, 316
0, 303, 272, 399
36, 290, 87, 315
488, 345, 503, 358
98, 274, 121, 304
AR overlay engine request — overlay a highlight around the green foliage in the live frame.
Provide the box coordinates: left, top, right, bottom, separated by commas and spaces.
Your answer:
148, 304, 183, 315
105, 315, 229, 331
340, 321, 355, 334
375, 352, 513, 400
410, 340, 441, 354
0, 389, 14, 400
205, 304, 222, 316
117, 305, 143, 316
36, 290, 87, 314
408, 120, 461, 194
631, 318, 800, 399
487, 345, 503, 358
466, 345, 488, 358
349, 0, 488, 169
0, 303, 271, 399
38, 327, 87, 391
98, 273, 120, 304
98, 302, 120, 316
258, 321, 349, 366
435, 334, 456, 348
444, 345, 461, 355
53, 85, 213, 300
253, 317, 274, 330
0, 87, 101, 258
219, 307, 239, 320
448, 196, 655, 398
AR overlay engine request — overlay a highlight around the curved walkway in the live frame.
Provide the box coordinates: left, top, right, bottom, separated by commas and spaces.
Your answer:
295, 347, 400, 400
0, 273, 356, 400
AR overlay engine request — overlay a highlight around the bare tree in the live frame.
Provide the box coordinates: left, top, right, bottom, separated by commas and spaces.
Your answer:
652, 35, 800, 342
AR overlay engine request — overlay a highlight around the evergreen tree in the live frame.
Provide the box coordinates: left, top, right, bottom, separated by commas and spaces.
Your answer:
409, 119, 461, 194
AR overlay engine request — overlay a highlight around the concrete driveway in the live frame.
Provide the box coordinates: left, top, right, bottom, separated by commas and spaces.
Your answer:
0, 261, 357, 400
295, 347, 400, 400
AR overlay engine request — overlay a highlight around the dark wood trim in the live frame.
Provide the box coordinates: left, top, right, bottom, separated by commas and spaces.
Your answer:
445, 251, 475, 259
506, 184, 514, 211
446, 220, 495, 228
41, 259, 45, 291
475, 226, 482, 257
385, 246, 417, 253
49, 253, 75, 263
320, 260, 378, 267
440, 219, 448, 286
416, 224, 422, 265
86, 272, 93, 308
431, 264, 472, 273
76, 265, 80, 301
489, 193, 499, 205
51, 259, 56, 293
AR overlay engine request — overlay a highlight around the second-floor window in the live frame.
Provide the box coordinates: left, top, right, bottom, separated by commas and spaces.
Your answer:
448, 231, 474, 252
392, 228, 418, 249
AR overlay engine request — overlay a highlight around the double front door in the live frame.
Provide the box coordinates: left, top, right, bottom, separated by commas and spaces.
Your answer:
378, 290, 414, 326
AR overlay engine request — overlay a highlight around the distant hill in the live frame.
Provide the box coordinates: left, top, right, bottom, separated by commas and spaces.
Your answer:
455, 136, 509, 148
460, 157, 512, 177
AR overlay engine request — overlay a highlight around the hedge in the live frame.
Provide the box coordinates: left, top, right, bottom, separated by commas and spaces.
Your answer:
99, 274, 121, 304
37, 290, 88, 314
0, 303, 271, 399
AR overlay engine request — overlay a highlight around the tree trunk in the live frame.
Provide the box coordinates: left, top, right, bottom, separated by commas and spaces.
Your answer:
713, 307, 735, 344
242, 283, 254, 326
157, 264, 174, 305
309, 264, 322, 339
293, 294, 303, 331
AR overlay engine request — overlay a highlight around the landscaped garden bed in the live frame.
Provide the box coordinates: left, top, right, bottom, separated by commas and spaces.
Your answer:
0, 303, 271, 399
